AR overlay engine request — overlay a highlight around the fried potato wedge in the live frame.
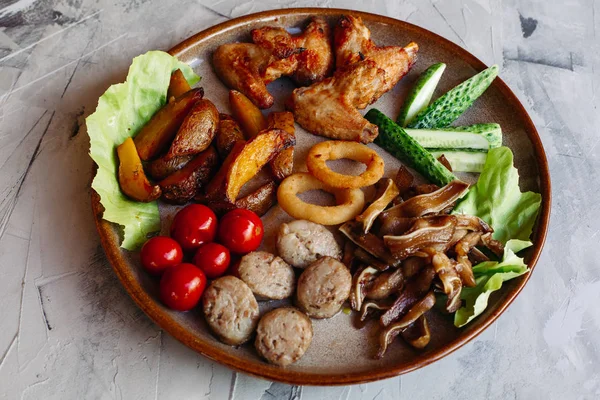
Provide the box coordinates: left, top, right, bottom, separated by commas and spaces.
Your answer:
146, 154, 194, 181
215, 113, 245, 158
204, 181, 277, 217
225, 129, 295, 202
167, 69, 192, 101
158, 146, 218, 204
164, 99, 219, 160
267, 111, 295, 181
229, 90, 267, 139
117, 138, 161, 202
202, 141, 247, 202
235, 181, 277, 216
134, 88, 204, 160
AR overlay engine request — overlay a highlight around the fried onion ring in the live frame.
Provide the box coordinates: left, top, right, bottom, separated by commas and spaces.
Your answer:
277, 173, 365, 225
306, 141, 385, 189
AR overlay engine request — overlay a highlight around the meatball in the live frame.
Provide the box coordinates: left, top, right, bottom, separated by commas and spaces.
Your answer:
202, 276, 259, 345
296, 257, 352, 318
276, 220, 342, 268
255, 307, 313, 366
237, 251, 296, 300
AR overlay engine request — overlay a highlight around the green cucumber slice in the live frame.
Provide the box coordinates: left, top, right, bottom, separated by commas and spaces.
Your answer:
407, 65, 499, 129
404, 123, 502, 150
430, 151, 488, 173
397, 63, 446, 127
365, 108, 456, 186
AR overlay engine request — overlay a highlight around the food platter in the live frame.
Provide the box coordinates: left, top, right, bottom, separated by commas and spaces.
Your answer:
91, 8, 551, 385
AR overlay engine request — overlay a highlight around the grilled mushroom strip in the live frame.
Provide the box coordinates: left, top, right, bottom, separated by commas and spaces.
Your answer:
349, 266, 379, 311
342, 241, 357, 268
454, 231, 482, 287
394, 165, 414, 195
355, 178, 400, 233
354, 247, 391, 271
469, 247, 490, 264
365, 267, 404, 300
340, 220, 399, 269
376, 290, 435, 358
360, 299, 392, 321
480, 232, 505, 258
401, 315, 431, 349
380, 180, 469, 219
401, 256, 427, 279
383, 215, 457, 260
454, 214, 493, 232
427, 249, 463, 313
378, 216, 415, 236
381, 265, 435, 326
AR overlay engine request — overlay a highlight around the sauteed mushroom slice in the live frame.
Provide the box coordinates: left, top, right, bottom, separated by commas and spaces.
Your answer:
355, 178, 400, 233
401, 315, 431, 349
354, 247, 391, 271
394, 165, 414, 195
454, 232, 482, 287
365, 267, 404, 300
383, 215, 457, 260
401, 256, 427, 279
340, 221, 400, 269
342, 241, 357, 268
380, 180, 469, 219
480, 232, 505, 258
380, 265, 435, 326
426, 249, 462, 313
360, 299, 392, 321
378, 215, 415, 236
469, 247, 490, 264
349, 266, 379, 311
454, 214, 493, 233
376, 290, 435, 358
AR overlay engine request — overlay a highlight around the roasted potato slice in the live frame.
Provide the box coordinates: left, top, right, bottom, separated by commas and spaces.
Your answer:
235, 181, 277, 216
164, 99, 219, 160
158, 146, 218, 204
117, 138, 161, 202
134, 88, 203, 160
146, 154, 194, 181
229, 90, 267, 139
225, 129, 295, 202
202, 141, 246, 202
167, 69, 192, 101
267, 111, 295, 181
204, 181, 277, 217
215, 113, 245, 158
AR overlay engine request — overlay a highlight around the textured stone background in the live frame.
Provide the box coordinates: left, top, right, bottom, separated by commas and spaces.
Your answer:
0, 0, 598, 398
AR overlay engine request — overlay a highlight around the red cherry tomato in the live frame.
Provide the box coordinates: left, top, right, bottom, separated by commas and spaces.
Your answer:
159, 263, 207, 311
140, 237, 183, 275
217, 209, 264, 254
193, 243, 231, 279
170, 204, 217, 252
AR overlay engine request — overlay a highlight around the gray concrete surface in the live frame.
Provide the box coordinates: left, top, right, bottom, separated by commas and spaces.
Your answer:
0, 0, 597, 398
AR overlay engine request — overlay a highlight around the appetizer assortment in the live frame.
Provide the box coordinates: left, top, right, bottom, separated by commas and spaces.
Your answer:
88, 15, 542, 367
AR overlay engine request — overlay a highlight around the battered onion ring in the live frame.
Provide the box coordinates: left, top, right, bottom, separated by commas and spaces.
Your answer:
306, 141, 385, 189
277, 173, 365, 225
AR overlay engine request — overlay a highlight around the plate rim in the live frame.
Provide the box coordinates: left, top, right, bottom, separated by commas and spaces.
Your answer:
91, 7, 551, 386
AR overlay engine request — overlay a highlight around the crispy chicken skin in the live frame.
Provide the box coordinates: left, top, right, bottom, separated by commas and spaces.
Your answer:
213, 43, 275, 109
287, 59, 385, 143
214, 17, 333, 109
334, 15, 418, 97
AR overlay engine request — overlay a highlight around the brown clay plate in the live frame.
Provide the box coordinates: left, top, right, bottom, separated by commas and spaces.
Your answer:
91, 8, 551, 385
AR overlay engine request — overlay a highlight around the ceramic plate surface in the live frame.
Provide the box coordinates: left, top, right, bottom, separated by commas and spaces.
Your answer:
92, 8, 551, 385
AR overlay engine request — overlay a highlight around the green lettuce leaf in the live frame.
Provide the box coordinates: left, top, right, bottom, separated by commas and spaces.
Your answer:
452, 147, 542, 244
454, 240, 532, 327
88, 51, 199, 250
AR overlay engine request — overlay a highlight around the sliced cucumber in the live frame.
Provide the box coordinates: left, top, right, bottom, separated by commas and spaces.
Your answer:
407, 65, 499, 129
397, 63, 446, 127
430, 151, 488, 173
404, 123, 502, 151
365, 108, 456, 186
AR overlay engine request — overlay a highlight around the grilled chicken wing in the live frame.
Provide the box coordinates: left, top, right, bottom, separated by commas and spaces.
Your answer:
287, 60, 385, 143
334, 15, 418, 97
214, 17, 333, 109
213, 43, 276, 109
